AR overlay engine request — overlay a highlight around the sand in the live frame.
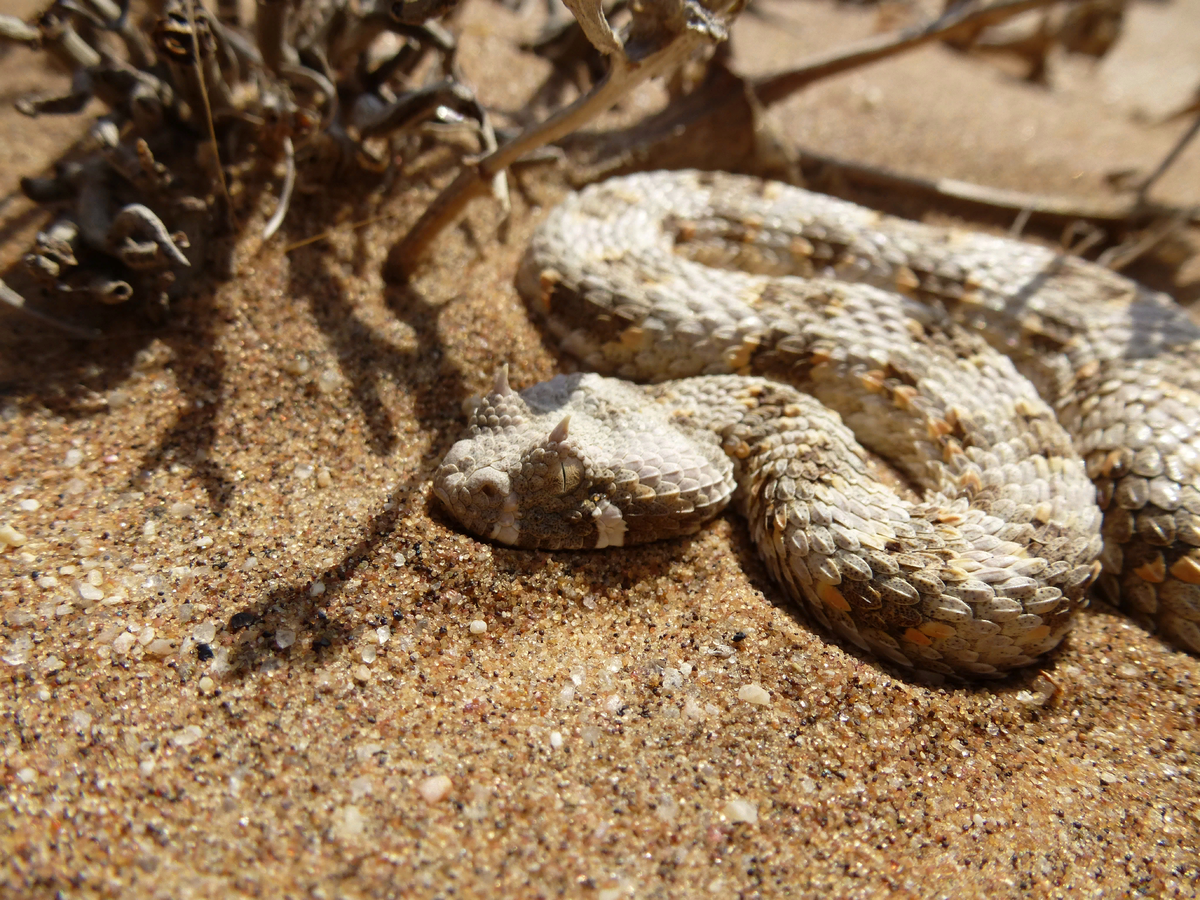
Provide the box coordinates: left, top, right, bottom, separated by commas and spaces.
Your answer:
1, 0, 1198, 897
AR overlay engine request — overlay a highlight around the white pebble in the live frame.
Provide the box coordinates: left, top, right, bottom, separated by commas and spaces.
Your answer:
193, 621, 217, 643
317, 369, 339, 393
0, 524, 26, 549
360, 645, 377, 664
18, 499, 40, 512
137, 626, 157, 646
196, 536, 214, 549
142, 521, 156, 539
353, 664, 371, 683
724, 799, 758, 824
375, 625, 391, 644
64, 448, 83, 467
418, 775, 453, 803
241, 557, 258, 571
198, 676, 215, 694
275, 628, 296, 649
3, 637, 32, 666
146, 639, 174, 658
309, 581, 326, 597
16, 768, 36, 784
655, 794, 679, 823
169, 501, 196, 520
5, 610, 34, 628
469, 620, 487, 635
294, 463, 314, 480
36, 576, 58, 589
332, 805, 365, 839
171, 725, 203, 747
77, 583, 104, 602
39, 654, 64, 674
550, 731, 563, 749
71, 711, 93, 733
737, 684, 771, 706
316, 468, 332, 489
112, 632, 137, 655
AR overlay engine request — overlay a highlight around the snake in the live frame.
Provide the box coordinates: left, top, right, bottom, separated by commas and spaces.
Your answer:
433, 170, 1200, 679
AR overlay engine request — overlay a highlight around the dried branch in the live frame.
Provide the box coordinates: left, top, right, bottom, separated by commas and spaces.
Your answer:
386, 0, 745, 277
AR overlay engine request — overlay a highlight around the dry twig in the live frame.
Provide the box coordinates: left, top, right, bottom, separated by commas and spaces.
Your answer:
386, 0, 746, 277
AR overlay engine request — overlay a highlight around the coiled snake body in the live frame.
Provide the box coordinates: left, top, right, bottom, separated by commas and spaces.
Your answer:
435, 170, 1200, 678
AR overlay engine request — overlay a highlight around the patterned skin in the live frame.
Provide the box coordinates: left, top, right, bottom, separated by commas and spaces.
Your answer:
436, 170, 1200, 677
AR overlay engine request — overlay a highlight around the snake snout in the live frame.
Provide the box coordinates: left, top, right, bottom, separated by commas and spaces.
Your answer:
465, 467, 511, 505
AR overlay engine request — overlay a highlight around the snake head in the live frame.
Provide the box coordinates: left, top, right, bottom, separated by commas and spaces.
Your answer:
433, 371, 734, 550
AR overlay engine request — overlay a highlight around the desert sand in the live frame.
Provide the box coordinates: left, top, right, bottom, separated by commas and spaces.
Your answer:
1, 0, 1198, 896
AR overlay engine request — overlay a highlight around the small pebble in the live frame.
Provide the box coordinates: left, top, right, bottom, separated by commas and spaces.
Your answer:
469, 620, 487, 635
724, 799, 758, 824
18, 499, 40, 512
5, 610, 34, 627
353, 664, 371, 683
146, 639, 174, 658
317, 369, 339, 393
316, 468, 332, 488
332, 805, 365, 839
737, 684, 771, 706
171, 725, 203, 747
78, 583, 104, 602
275, 628, 296, 649
198, 676, 216, 694
309, 581, 326, 597
193, 621, 217, 643
0, 524, 26, 549
64, 448, 83, 467
294, 463, 314, 480
112, 632, 137, 655
418, 775, 453, 803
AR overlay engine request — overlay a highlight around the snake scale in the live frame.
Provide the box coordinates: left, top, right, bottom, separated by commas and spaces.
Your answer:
434, 170, 1200, 678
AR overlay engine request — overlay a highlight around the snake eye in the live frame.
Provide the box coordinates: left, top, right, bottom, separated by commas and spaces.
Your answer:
556, 457, 585, 495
